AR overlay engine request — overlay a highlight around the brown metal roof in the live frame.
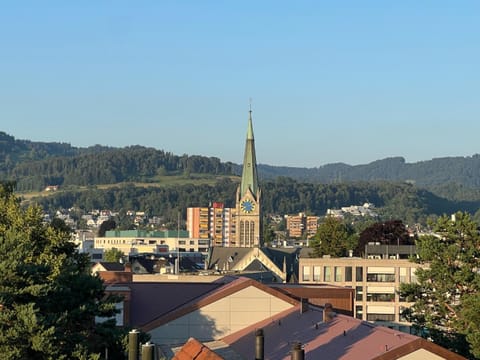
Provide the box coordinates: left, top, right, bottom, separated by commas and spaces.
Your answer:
222, 306, 464, 359
140, 277, 299, 332
128, 282, 222, 328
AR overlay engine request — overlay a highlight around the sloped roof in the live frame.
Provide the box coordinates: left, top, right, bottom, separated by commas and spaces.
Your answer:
128, 282, 223, 328
172, 337, 224, 360
93, 261, 125, 271
207, 247, 253, 271
141, 276, 299, 332
221, 306, 466, 360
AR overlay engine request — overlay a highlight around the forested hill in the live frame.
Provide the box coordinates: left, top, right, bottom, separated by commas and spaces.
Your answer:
0, 132, 235, 191
2, 131, 480, 191
258, 155, 480, 188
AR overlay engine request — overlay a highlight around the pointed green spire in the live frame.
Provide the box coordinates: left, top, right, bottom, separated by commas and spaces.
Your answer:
240, 109, 259, 199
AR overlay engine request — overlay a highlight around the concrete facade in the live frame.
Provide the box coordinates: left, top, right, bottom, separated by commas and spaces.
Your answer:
299, 257, 423, 331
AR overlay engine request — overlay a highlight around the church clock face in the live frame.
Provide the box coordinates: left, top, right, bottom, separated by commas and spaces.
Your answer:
240, 199, 255, 213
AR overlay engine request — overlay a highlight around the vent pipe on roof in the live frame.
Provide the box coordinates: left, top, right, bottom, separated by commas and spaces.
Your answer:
142, 342, 155, 360
300, 298, 309, 314
128, 329, 139, 360
255, 329, 264, 360
323, 303, 335, 322
291, 342, 305, 360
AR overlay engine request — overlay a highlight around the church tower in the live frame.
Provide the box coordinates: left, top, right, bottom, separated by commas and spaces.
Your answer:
235, 108, 262, 247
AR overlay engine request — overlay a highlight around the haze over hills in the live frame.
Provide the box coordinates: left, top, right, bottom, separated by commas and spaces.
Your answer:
1, 131, 479, 191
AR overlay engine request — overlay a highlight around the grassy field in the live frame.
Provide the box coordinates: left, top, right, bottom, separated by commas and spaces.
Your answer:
17, 174, 240, 200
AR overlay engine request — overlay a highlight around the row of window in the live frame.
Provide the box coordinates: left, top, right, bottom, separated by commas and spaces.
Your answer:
302, 265, 418, 283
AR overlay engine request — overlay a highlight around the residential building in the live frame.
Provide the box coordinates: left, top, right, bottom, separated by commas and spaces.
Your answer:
285, 212, 319, 239
299, 256, 423, 332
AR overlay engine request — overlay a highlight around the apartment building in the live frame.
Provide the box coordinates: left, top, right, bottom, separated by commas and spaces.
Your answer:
187, 204, 237, 247
285, 213, 319, 239
299, 255, 422, 332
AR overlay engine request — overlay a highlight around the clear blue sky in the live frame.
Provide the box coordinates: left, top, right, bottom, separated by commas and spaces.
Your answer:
1, 1, 479, 167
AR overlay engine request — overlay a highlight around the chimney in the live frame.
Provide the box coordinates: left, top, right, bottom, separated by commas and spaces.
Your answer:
323, 303, 335, 322
300, 298, 309, 314
291, 342, 305, 360
255, 329, 264, 360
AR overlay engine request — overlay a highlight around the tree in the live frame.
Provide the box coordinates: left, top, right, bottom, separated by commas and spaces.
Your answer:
104, 248, 124, 263
0, 183, 127, 359
355, 219, 413, 256
98, 219, 116, 237
310, 216, 358, 257
400, 212, 480, 358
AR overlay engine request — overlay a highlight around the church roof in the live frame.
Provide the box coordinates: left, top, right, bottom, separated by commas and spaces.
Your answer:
239, 110, 259, 199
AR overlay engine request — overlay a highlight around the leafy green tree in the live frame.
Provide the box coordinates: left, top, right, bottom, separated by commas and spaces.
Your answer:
310, 216, 358, 257
400, 212, 480, 358
0, 182, 126, 359
104, 248, 124, 263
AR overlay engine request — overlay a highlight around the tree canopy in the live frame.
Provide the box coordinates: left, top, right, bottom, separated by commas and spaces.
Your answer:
0, 182, 126, 359
355, 220, 413, 256
309, 216, 358, 257
400, 212, 480, 358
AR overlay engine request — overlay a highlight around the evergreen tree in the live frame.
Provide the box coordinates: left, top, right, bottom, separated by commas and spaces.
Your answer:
0, 182, 126, 359
400, 212, 480, 358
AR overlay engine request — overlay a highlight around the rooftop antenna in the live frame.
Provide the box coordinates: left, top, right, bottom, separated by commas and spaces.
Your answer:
249, 97, 252, 113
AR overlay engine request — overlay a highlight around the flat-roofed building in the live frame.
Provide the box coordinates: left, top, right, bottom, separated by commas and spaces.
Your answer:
299, 256, 423, 333
95, 229, 210, 255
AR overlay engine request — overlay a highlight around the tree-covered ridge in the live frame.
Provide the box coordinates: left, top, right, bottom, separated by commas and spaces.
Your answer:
2, 131, 480, 191
31, 178, 480, 226
258, 155, 480, 188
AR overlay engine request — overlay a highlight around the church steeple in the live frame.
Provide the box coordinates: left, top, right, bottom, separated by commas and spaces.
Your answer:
240, 108, 259, 199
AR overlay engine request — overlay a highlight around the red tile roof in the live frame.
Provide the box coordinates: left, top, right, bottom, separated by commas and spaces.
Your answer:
172, 338, 224, 360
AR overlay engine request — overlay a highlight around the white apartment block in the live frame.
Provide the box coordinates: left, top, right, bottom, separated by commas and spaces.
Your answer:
299, 256, 423, 333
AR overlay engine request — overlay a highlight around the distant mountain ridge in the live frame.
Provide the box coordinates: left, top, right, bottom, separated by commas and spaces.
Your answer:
1, 131, 479, 191
257, 155, 480, 188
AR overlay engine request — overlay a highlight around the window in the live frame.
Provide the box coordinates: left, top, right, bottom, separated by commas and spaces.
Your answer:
189, 240, 195, 245
178, 240, 186, 245
410, 268, 418, 283
345, 266, 352, 282
367, 314, 395, 322
366, 293, 395, 302
334, 267, 342, 282
302, 266, 311, 281
323, 266, 331, 282
356, 286, 363, 301
356, 267, 363, 282
313, 266, 321, 282
367, 273, 395, 282
355, 305, 363, 320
